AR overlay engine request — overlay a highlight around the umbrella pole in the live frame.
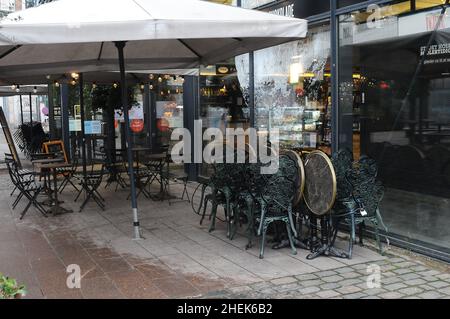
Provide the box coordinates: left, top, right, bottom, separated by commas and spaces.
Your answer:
115, 41, 142, 240
29, 93, 32, 144
19, 95, 23, 125
79, 73, 88, 189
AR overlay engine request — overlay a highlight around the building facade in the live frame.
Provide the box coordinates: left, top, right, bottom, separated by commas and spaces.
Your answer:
235, 0, 450, 261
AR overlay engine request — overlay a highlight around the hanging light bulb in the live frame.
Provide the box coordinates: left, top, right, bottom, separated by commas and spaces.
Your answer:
167, 89, 171, 95
164, 74, 170, 80
54, 81, 60, 88
149, 74, 154, 80
158, 76, 163, 83
176, 88, 180, 94
160, 91, 164, 96
71, 78, 77, 86
15, 85, 20, 93
149, 84, 154, 90
92, 82, 97, 89
113, 82, 119, 89
140, 83, 145, 90
33, 86, 38, 94
11, 84, 17, 91
46, 75, 51, 80
71, 72, 79, 79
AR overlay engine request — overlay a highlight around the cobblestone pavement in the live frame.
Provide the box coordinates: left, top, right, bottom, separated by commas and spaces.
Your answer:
204, 256, 450, 299
0, 171, 449, 299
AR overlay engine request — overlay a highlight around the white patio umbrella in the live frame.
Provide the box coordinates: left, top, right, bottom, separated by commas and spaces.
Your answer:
0, 0, 307, 239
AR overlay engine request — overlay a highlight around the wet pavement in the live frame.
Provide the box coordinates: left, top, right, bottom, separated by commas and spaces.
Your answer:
0, 171, 449, 299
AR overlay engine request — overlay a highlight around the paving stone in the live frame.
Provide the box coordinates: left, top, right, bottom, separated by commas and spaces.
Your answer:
382, 271, 396, 277
405, 278, 427, 286
362, 296, 381, 299
440, 286, 450, 295
436, 273, 450, 280
403, 296, 422, 299
337, 285, 363, 295
229, 286, 253, 293
384, 283, 408, 291
302, 279, 323, 287
352, 264, 370, 270
320, 282, 341, 290
335, 267, 355, 274
322, 275, 344, 283
381, 265, 397, 272
393, 268, 413, 275
382, 276, 403, 285
428, 281, 449, 289
316, 290, 341, 298
417, 291, 444, 299
418, 284, 435, 291
394, 261, 416, 268
339, 278, 362, 286
340, 272, 360, 279
271, 276, 298, 286
398, 287, 424, 296
274, 283, 301, 293
419, 270, 441, 277
410, 265, 428, 272
364, 288, 387, 296
342, 292, 367, 299
250, 282, 272, 290
316, 270, 338, 277
399, 272, 421, 281
379, 291, 404, 299
295, 274, 318, 281
298, 286, 321, 295
389, 257, 406, 263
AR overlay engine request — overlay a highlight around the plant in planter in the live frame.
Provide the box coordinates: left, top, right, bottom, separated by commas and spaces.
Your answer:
0, 274, 26, 299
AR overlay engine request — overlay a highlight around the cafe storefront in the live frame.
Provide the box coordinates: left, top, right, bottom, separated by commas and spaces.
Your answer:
238, 0, 450, 261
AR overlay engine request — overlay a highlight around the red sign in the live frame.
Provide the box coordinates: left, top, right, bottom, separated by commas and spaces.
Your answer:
157, 118, 170, 132
130, 119, 144, 133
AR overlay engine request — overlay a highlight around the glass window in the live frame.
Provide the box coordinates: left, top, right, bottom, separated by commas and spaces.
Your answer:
338, 2, 450, 252
251, 24, 332, 153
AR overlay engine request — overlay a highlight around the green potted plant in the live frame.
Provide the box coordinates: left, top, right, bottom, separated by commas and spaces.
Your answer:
0, 274, 26, 299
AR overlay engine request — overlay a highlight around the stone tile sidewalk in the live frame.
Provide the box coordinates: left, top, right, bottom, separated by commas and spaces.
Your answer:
0, 171, 449, 299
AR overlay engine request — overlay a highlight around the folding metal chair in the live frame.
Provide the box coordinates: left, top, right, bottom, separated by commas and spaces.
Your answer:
76, 155, 106, 212
5, 156, 47, 219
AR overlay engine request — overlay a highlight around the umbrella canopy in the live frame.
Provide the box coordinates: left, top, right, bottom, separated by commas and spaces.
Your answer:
0, 0, 307, 240
0, 69, 199, 86
0, 0, 307, 77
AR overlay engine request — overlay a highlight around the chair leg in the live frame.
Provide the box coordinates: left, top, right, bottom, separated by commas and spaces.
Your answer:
230, 206, 239, 240
259, 222, 268, 259
286, 221, 297, 256
200, 196, 209, 226
208, 202, 218, 233
359, 221, 365, 246
348, 213, 356, 259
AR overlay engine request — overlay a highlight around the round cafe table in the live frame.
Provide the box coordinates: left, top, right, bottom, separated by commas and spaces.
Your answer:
33, 160, 73, 216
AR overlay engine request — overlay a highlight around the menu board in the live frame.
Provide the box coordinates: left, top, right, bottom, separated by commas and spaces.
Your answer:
0, 107, 21, 168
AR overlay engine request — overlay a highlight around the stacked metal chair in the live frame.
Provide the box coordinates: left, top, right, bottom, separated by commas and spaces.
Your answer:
331, 149, 389, 258
5, 154, 47, 219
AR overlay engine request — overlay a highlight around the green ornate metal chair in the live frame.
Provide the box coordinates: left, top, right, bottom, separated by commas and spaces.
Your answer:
254, 154, 299, 259
332, 151, 389, 258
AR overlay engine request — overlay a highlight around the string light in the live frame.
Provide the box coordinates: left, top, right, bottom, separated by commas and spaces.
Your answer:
71, 72, 79, 79
160, 91, 164, 96
158, 76, 163, 83
15, 85, 20, 93
149, 74, 154, 80
11, 84, 17, 90
92, 82, 97, 89
33, 86, 37, 94
149, 84, 154, 90
167, 89, 171, 95
46, 75, 51, 80
140, 83, 145, 90
70, 78, 77, 86
54, 81, 60, 87
113, 82, 119, 89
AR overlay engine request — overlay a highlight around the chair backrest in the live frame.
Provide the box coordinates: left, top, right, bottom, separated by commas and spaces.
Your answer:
43, 140, 68, 163
350, 156, 384, 216
260, 154, 297, 210
332, 148, 354, 201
